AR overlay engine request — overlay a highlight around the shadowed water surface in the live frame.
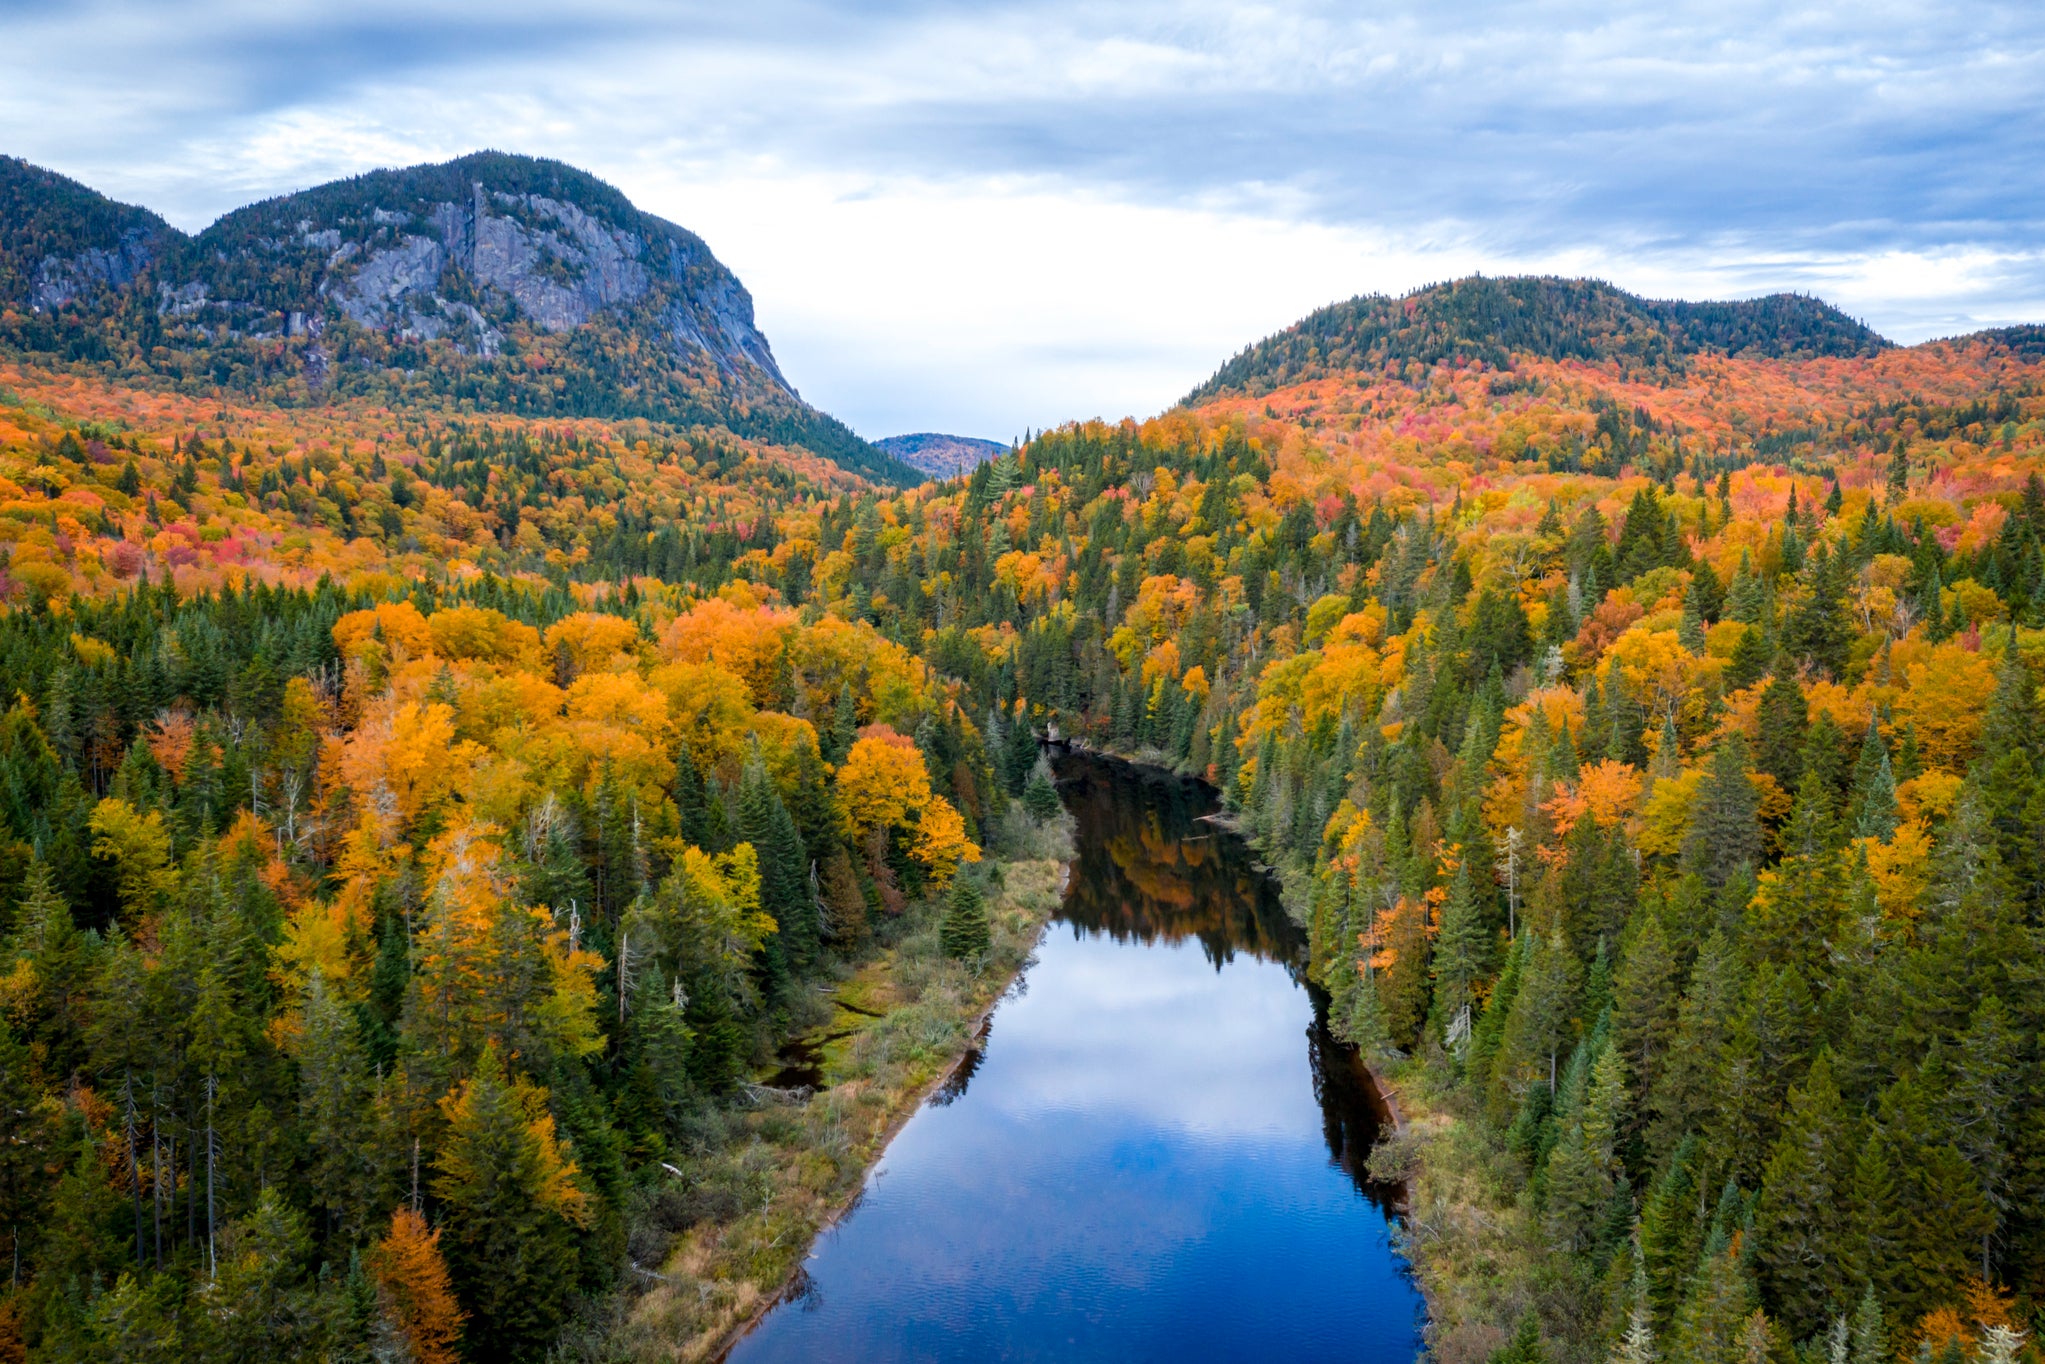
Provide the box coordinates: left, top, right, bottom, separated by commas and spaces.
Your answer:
726, 754, 1423, 1363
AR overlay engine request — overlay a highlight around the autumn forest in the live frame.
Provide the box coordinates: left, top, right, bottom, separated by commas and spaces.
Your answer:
3, 159, 2045, 1364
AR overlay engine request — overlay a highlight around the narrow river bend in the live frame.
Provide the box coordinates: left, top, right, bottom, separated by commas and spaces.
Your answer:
728, 754, 1424, 1363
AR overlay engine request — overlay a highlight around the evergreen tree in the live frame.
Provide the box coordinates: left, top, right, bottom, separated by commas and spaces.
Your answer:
1490, 1312, 1547, 1364
1682, 737, 1762, 888
1639, 1136, 1704, 1328
1543, 1035, 1627, 1255
1022, 765, 1063, 822
1002, 705, 1038, 796
297, 971, 371, 1241
1753, 1052, 1853, 1337
1754, 672, 1808, 794
1845, 721, 1898, 842
1611, 911, 1682, 1119
1432, 860, 1493, 1038
940, 878, 991, 962
1498, 928, 1583, 1103
432, 1050, 589, 1361
198, 1188, 321, 1363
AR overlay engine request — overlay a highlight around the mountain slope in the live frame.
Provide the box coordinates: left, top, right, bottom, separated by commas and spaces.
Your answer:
1185, 275, 1891, 403
0, 156, 173, 317
0, 152, 919, 484
875, 432, 1007, 480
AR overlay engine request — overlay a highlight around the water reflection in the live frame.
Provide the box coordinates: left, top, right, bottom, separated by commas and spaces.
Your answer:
1053, 752, 1403, 1205
726, 753, 1423, 1364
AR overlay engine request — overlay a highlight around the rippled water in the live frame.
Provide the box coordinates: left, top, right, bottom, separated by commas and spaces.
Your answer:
726, 754, 1423, 1364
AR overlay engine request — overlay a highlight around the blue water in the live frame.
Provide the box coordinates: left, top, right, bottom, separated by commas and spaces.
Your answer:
727, 757, 1424, 1364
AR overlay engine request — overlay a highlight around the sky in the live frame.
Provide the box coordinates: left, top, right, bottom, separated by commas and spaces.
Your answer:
2, 0, 2042, 442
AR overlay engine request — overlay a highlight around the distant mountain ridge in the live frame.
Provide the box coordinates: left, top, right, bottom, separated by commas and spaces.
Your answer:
875, 432, 1008, 481
1184, 275, 1897, 404
0, 152, 920, 484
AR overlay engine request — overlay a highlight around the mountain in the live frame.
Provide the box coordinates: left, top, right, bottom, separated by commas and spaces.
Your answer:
1184, 275, 1893, 403
0, 151, 919, 484
0, 156, 174, 314
875, 432, 1008, 480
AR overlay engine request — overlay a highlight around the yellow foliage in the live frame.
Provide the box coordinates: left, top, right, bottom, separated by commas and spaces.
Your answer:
1860, 821, 1934, 922
333, 600, 434, 662
836, 725, 932, 838
1893, 641, 1998, 769
87, 797, 179, 918
427, 605, 541, 666
1898, 768, 1965, 825
542, 612, 640, 678
913, 795, 980, 886
1636, 768, 1705, 859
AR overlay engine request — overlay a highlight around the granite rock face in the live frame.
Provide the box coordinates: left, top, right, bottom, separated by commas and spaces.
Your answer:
33, 227, 159, 309
295, 176, 789, 389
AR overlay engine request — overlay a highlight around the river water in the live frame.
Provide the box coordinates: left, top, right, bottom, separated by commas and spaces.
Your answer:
727, 754, 1423, 1364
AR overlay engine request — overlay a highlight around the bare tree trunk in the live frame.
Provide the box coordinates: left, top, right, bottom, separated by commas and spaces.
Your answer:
206, 1073, 218, 1280
123, 1074, 144, 1269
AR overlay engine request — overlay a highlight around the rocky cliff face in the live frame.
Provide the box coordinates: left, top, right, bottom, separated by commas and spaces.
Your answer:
154, 153, 793, 394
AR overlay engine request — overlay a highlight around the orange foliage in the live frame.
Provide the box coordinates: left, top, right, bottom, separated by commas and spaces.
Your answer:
368, 1207, 466, 1364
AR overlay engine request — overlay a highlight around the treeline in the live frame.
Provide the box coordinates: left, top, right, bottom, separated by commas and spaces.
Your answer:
1184, 276, 1890, 402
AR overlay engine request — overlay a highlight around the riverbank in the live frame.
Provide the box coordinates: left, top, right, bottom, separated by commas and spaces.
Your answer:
612, 832, 1074, 1363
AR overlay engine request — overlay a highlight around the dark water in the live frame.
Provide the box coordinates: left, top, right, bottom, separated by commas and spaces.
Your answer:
727, 754, 1424, 1364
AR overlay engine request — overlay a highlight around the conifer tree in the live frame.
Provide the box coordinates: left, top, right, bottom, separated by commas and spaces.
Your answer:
200, 1188, 320, 1363
1611, 911, 1681, 1117
1847, 1284, 1887, 1364
1022, 765, 1062, 822
940, 877, 990, 962
1002, 705, 1038, 796
297, 971, 371, 1241
1498, 928, 1582, 1102
1845, 721, 1898, 842
1490, 1312, 1546, 1363
1543, 1036, 1627, 1255
1754, 672, 1808, 795
1682, 737, 1762, 888
432, 1049, 590, 1361
367, 1206, 465, 1364
1753, 1052, 1853, 1337
1432, 860, 1493, 1038
1639, 1136, 1704, 1328
1647, 930, 1742, 1159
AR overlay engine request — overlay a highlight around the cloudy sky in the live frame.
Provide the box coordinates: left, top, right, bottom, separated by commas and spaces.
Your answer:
3, 1, 2041, 440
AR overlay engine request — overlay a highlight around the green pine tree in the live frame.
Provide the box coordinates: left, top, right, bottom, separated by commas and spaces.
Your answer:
1682, 736, 1763, 887
432, 1049, 586, 1361
1752, 1051, 1853, 1338
940, 878, 991, 962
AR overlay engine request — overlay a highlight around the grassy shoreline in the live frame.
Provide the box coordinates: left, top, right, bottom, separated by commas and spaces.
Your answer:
609, 834, 1073, 1362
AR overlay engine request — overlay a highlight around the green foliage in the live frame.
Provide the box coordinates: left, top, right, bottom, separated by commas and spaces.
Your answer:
940, 878, 991, 962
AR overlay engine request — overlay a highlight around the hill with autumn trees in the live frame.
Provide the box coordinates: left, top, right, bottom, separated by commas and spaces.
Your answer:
6, 227, 2045, 1364
737, 282, 2045, 1364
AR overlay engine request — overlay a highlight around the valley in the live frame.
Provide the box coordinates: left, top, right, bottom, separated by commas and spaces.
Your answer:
2, 153, 2044, 1364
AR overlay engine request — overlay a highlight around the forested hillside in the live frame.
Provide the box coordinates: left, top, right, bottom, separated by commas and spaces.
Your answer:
751, 297, 2045, 1364
0, 154, 915, 484
0, 354, 1071, 1360
4, 264, 2045, 1364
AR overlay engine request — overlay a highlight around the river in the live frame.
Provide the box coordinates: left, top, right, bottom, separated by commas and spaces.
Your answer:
726, 753, 1424, 1363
